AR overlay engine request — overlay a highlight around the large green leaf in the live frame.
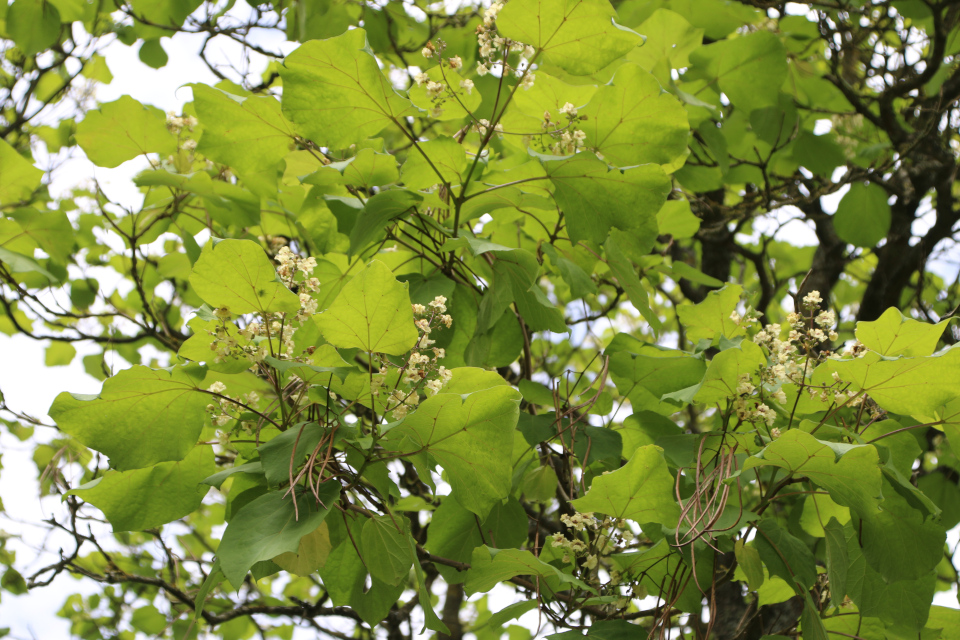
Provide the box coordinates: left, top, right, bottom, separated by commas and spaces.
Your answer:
48, 365, 208, 470
348, 189, 422, 255
65, 446, 214, 531
571, 445, 679, 525
688, 30, 787, 113
581, 64, 689, 168
361, 515, 413, 587
754, 519, 817, 590
189, 238, 300, 315
217, 484, 340, 586
75, 96, 177, 168
855, 307, 948, 358
605, 229, 661, 333
401, 136, 467, 190
497, 0, 642, 76
676, 284, 743, 344
546, 154, 670, 245
827, 347, 960, 419
320, 513, 408, 627
833, 182, 891, 248
192, 85, 296, 198
6, 0, 61, 56
742, 430, 883, 519
281, 29, 418, 149
384, 383, 521, 516
0, 139, 43, 204
607, 346, 706, 416
844, 521, 937, 631
425, 496, 528, 584
314, 259, 419, 355
465, 546, 589, 595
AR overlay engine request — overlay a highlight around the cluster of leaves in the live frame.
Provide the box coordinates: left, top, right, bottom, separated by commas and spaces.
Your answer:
3, 0, 960, 639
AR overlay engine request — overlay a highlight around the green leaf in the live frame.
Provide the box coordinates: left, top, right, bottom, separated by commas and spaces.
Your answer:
349, 189, 422, 255
0, 246, 57, 282
425, 495, 527, 583
44, 342, 76, 367
400, 136, 467, 190
385, 383, 521, 516
281, 29, 418, 149
735, 538, 764, 591
547, 153, 670, 245
856, 474, 945, 583
742, 430, 883, 520
0, 139, 43, 204
823, 517, 848, 608
465, 546, 589, 595
75, 96, 176, 168
320, 513, 409, 627
48, 366, 208, 470
64, 446, 214, 531
497, 0, 642, 76
361, 515, 413, 586
189, 238, 300, 315
571, 445, 680, 525
325, 147, 400, 190
217, 484, 340, 586
258, 422, 325, 488
606, 229, 661, 333
192, 85, 296, 198
855, 307, 947, 358
138, 39, 168, 69
827, 347, 960, 419
582, 64, 688, 168
676, 283, 745, 344
800, 590, 829, 640
754, 519, 817, 590
833, 183, 891, 248
656, 200, 700, 239
688, 30, 788, 113
272, 522, 333, 575
607, 346, 706, 416
6, 0, 61, 56
314, 259, 419, 355
844, 521, 937, 631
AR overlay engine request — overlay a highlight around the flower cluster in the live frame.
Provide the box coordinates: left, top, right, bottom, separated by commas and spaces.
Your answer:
529, 101, 589, 156
374, 296, 454, 419
204, 380, 259, 427
166, 112, 197, 134
473, 2, 536, 87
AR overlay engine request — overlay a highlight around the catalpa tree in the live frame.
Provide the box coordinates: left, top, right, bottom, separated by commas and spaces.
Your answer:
1, 0, 960, 639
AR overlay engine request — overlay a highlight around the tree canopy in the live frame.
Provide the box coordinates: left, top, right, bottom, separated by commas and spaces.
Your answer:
2, 0, 960, 639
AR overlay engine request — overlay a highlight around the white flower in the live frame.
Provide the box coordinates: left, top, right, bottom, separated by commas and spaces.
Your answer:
480, 42, 494, 58
441, 314, 453, 328
520, 72, 536, 89
208, 381, 227, 394
425, 379, 444, 395
422, 47, 433, 58
213, 414, 231, 427
477, 63, 489, 76
414, 72, 430, 86
182, 139, 198, 151
524, 45, 536, 58
416, 319, 432, 334
803, 290, 823, 307
449, 56, 463, 70
429, 295, 447, 313
426, 81, 444, 97
772, 389, 787, 404
560, 102, 578, 118
412, 303, 427, 315
460, 78, 474, 95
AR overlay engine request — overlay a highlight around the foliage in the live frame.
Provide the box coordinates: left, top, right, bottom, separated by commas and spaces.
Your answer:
2, 1, 960, 639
